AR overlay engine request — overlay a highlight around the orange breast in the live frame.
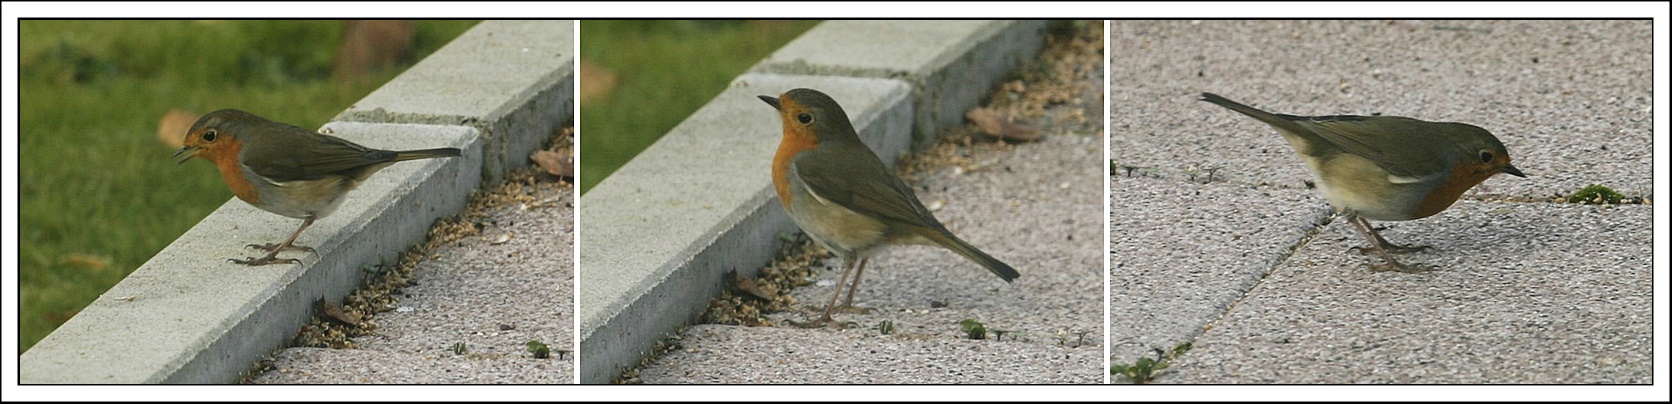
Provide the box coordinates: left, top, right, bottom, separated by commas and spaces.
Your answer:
1409, 161, 1490, 219
208, 140, 262, 206
772, 124, 819, 208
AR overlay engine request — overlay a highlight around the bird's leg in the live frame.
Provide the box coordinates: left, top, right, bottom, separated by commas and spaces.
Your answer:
820, 258, 858, 320
792, 257, 859, 329
1345, 216, 1430, 256
246, 217, 318, 253
234, 218, 314, 266
1346, 214, 1432, 273
835, 258, 873, 314
1357, 215, 1431, 254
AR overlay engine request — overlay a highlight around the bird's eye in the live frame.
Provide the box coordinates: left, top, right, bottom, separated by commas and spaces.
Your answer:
203, 129, 218, 142
1479, 150, 1493, 163
797, 113, 813, 124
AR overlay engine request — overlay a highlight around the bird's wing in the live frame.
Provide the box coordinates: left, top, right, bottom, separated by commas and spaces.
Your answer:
244, 131, 394, 182
792, 142, 939, 227
1299, 115, 1449, 179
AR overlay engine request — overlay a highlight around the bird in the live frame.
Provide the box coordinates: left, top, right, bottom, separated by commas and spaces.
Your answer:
759, 88, 1019, 326
1200, 92, 1524, 272
174, 109, 461, 265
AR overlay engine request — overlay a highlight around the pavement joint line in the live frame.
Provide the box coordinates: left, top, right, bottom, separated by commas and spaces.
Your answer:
20, 20, 575, 384
1219, 209, 1332, 319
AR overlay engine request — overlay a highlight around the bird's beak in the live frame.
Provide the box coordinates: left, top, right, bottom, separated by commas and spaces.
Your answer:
173, 146, 197, 165
1502, 163, 1526, 178
758, 95, 781, 111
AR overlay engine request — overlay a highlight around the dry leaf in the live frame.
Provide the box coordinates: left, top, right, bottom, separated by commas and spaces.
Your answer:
157, 108, 198, 149
965, 107, 1042, 141
579, 59, 618, 105
315, 296, 359, 327
729, 270, 774, 301
61, 253, 112, 270
531, 149, 573, 178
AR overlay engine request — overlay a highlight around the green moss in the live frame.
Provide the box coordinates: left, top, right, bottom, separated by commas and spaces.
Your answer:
958, 318, 987, 340
526, 340, 551, 359
1567, 184, 1627, 204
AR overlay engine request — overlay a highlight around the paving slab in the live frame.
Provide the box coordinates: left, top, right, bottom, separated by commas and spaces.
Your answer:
1107, 175, 1331, 365
1108, 20, 1654, 384
1165, 201, 1652, 384
251, 347, 568, 384
639, 132, 1106, 384
638, 324, 1096, 384
253, 181, 574, 384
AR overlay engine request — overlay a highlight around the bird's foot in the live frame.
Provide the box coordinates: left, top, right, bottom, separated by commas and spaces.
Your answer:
1351, 243, 1431, 256
826, 304, 873, 315
787, 312, 854, 329
230, 254, 302, 266
1367, 260, 1436, 274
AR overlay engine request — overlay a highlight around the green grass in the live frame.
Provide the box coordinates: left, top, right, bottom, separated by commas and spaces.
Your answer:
1111, 343, 1193, 384
17, 20, 479, 353
578, 20, 821, 193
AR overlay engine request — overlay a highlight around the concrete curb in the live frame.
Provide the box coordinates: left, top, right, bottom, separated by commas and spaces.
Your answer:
752, 20, 1050, 149
338, 20, 576, 184
577, 20, 1051, 384
20, 125, 480, 384
19, 20, 575, 384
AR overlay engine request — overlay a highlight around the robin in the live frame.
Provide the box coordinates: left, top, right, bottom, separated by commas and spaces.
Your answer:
1200, 92, 1524, 272
174, 109, 461, 266
760, 88, 1020, 326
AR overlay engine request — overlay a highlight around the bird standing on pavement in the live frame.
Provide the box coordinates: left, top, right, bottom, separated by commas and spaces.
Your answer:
761, 88, 1019, 326
1201, 92, 1524, 272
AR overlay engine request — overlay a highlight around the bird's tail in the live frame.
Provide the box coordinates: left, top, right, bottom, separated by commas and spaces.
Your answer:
1199, 92, 1308, 132
391, 147, 462, 162
918, 227, 1020, 283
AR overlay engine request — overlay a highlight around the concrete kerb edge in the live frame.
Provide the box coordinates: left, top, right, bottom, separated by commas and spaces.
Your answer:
577, 20, 1052, 384
751, 20, 1052, 150
175, 123, 486, 383
334, 56, 575, 186
334, 19, 577, 185
20, 124, 482, 384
